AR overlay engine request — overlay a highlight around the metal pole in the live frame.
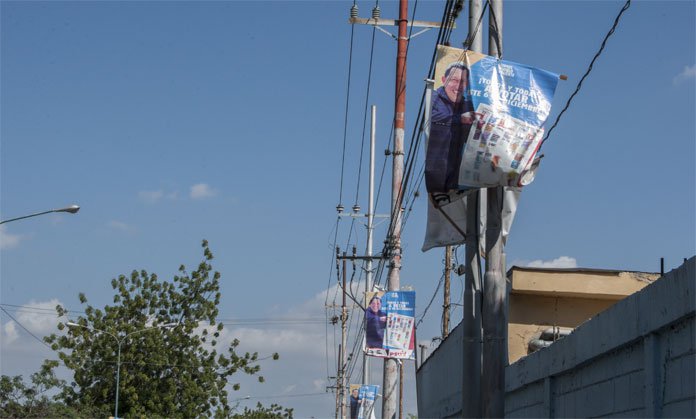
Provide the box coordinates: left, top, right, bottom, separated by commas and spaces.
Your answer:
341, 253, 348, 419
462, 1, 483, 417
443, 246, 452, 338
364, 105, 377, 385
383, 0, 408, 417
482, 1, 506, 417
115, 340, 122, 418
336, 343, 341, 419
468, 0, 483, 53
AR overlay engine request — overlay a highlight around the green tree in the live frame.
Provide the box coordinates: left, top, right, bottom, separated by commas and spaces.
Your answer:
230, 402, 293, 418
44, 240, 278, 418
0, 360, 106, 418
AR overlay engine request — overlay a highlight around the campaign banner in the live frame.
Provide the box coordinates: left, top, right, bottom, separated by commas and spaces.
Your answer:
421, 45, 556, 252
357, 385, 379, 419
425, 45, 559, 193
363, 291, 416, 359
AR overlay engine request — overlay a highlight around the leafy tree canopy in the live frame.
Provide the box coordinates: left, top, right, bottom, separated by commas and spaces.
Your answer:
40, 240, 283, 418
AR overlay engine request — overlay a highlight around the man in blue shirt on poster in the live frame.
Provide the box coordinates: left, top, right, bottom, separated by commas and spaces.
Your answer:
426, 61, 478, 194
365, 295, 387, 349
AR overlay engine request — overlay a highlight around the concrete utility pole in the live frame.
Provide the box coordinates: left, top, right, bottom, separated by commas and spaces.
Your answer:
341, 252, 348, 419
348, 4, 452, 417
383, 0, 408, 417
462, 0, 483, 417
364, 105, 377, 385
482, 0, 507, 417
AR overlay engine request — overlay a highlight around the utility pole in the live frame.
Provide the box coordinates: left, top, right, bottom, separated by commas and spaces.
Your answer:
382, 0, 408, 417
462, 1, 483, 417
364, 105, 377, 385
443, 246, 452, 338
347, 4, 451, 417
341, 251, 348, 419
482, 0, 506, 417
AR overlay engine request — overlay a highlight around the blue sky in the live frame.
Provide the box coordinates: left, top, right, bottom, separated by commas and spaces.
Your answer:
1, 1, 694, 417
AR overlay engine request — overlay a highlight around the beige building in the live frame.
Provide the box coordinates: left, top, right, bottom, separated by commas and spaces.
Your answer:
507, 266, 659, 363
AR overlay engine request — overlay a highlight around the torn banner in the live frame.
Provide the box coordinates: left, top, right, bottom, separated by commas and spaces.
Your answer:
422, 45, 558, 251
425, 45, 559, 193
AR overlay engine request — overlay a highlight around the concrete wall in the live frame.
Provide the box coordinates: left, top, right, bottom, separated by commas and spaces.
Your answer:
416, 258, 695, 418
506, 257, 695, 418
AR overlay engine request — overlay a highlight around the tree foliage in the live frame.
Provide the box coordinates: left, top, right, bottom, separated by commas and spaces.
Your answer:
0, 360, 105, 418
230, 402, 293, 418
43, 240, 279, 417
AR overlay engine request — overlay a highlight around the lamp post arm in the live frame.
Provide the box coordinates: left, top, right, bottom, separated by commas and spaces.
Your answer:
0, 205, 80, 225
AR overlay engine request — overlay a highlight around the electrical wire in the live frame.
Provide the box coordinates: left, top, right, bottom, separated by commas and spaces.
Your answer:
0, 306, 53, 349
354, 26, 378, 206
541, 0, 632, 146
338, 15, 357, 208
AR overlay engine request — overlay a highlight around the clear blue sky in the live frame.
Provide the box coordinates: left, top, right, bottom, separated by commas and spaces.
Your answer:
1, 1, 694, 417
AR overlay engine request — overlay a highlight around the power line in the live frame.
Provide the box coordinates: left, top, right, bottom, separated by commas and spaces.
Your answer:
0, 306, 53, 349
541, 0, 632, 146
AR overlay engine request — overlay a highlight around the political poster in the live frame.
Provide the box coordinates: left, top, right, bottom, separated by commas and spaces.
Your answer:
357, 385, 379, 419
421, 45, 556, 251
363, 290, 416, 360
349, 384, 361, 419
426, 45, 559, 193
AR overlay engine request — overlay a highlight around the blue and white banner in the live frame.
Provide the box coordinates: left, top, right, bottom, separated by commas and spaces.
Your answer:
357, 385, 379, 419
364, 291, 416, 360
421, 45, 558, 251
460, 49, 559, 188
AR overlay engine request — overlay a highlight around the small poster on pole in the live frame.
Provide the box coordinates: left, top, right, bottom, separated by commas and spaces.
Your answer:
357, 384, 379, 419
363, 290, 416, 360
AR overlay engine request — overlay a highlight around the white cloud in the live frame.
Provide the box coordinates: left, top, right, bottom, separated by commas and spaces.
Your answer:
0, 225, 23, 249
190, 183, 217, 199
673, 64, 696, 84
3, 321, 19, 345
1, 299, 65, 349
525, 256, 578, 269
138, 189, 178, 204
138, 190, 164, 204
108, 220, 136, 234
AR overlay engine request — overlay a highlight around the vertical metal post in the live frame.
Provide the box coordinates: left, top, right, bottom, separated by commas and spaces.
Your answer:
482, 1, 506, 417
115, 341, 122, 418
462, 1, 483, 417
364, 105, 377, 385
443, 246, 452, 338
468, 0, 483, 52
383, 0, 408, 418
336, 343, 341, 419
341, 253, 348, 419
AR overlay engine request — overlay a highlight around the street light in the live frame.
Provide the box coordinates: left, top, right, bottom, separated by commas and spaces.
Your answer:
0, 205, 80, 225
66, 321, 177, 418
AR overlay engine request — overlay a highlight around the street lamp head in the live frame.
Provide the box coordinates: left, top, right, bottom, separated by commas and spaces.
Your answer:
66, 322, 80, 327
58, 205, 80, 214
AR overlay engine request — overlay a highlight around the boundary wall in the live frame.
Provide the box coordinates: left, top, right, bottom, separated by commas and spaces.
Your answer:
416, 257, 695, 418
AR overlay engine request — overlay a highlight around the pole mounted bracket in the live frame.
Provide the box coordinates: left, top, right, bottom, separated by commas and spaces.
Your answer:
349, 17, 454, 41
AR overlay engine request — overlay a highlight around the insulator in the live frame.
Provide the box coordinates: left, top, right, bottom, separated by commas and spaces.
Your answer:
371, 6, 381, 20
350, 4, 358, 19
337, 204, 345, 213
384, 149, 391, 156
352, 204, 361, 213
